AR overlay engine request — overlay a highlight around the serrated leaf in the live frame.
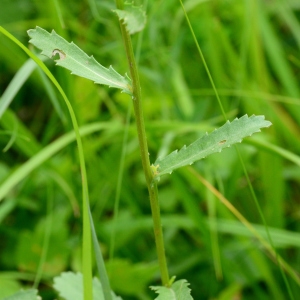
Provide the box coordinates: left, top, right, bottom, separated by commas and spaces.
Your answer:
27, 27, 132, 94
150, 279, 193, 300
154, 115, 272, 180
3, 289, 39, 300
53, 272, 122, 300
114, 2, 146, 34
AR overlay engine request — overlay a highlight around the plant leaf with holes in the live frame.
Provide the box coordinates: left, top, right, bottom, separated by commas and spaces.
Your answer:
27, 26, 132, 94
114, 2, 146, 34
153, 115, 272, 180
150, 279, 193, 300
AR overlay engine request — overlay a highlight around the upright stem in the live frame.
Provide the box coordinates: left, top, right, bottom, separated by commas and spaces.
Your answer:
148, 183, 170, 286
115, 0, 170, 286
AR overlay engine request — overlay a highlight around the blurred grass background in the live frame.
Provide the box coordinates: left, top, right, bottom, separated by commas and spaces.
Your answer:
1, 0, 300, 299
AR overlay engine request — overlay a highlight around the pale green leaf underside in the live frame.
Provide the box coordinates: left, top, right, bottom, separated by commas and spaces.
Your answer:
3, 289, 39, 300
27, 27, 132, 94
114, 2, 146, 35
53, 272, 122, 300
154, 115, 272, 180
150, 279, 193, 300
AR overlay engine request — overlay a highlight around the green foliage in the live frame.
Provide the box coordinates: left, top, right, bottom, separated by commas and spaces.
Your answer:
2, 290, 39, 300
0, 277, 22, 300
114, 2, 147, 35
150, 279, 193, 300
107, 259, 158, 295
15, 211, 69, 276
154, 115, 271, 180
1, 0, 300, 299
0, 59, 37, 119
27, 27, 132, 95
53, 272, 122, 300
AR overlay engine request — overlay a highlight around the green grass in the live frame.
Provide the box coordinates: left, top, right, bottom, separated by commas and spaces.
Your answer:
1, 0, 300, 299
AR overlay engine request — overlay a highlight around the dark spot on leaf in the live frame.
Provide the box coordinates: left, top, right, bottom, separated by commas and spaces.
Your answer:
219, 140, 226, 145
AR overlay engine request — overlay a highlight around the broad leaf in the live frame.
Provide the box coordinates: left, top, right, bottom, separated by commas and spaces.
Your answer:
53, 272, 122, 300
27, 27, 132, 94
150, 279, 193, 300
153, 115, 272, 180
114, 2, 147, 35
3, 289, 39, 300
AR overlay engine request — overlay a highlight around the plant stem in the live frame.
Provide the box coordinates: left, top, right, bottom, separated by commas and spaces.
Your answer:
115, 0, 170, 286
0, 27, 93, 299
148, 183, 170, 286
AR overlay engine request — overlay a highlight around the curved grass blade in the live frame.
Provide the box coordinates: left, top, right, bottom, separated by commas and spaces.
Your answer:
0, 58, 36, 119
27, 26, 132, 95
0, 26, 93, 300
0, 122, 118, 202
154, 115, 272, 180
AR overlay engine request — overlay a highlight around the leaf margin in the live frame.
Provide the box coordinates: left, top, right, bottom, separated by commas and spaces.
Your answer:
27, 26, 132, 95
153, 114, 272, 181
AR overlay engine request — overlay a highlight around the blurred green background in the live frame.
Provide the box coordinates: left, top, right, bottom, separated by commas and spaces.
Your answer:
1, 0, 300, 299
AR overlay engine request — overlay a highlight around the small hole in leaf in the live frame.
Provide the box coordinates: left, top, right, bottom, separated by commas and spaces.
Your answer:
52, 49, 66, 60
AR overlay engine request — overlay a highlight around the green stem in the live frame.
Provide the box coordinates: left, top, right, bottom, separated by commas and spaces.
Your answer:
0, 26, 93, 300
115, 0, 170, 286
149, 183, 170, 286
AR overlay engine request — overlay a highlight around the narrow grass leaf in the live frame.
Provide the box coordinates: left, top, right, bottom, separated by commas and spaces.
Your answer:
103, 215, 300, 249
0, 59, 36, 119
27, 27, 132, 94
36, 67, 66, 123
0, 122, 118, 202
150, 279, 193, 300
0, 26, 94, 299
171, 64, 194, 119
0, 109, 41, 157
154, 115, 271, 179
246, 137, 300, 167
114, 3, 146, 35
89, 209, 113, 300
